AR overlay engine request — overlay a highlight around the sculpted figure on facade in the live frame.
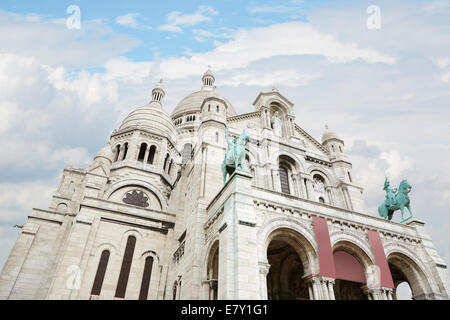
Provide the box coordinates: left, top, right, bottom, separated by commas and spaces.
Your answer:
271, 111, 282, 137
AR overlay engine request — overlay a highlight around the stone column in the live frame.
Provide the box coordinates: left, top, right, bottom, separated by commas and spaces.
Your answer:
326, 187, 334, 205
304, 275, 325, 300
291, 175, 299, 197
295, 174, 305, 198
143, 145, 150, 162
342, 187, 353, 211
272, 166, 282, 193
201, 280, 210, 300
305, 179, 314, 200
362, 285, 384, 300
325, 278, 336, 300
258, 262, 271, 300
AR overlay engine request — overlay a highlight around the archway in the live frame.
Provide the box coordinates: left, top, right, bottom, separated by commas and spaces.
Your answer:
206, 241, 219, 300
266, 228, 316, 300
332, 241, 373, 300
387, 252, 431, 300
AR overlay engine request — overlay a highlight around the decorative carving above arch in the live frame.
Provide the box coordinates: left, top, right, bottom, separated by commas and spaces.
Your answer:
103, 179, 168, 211
122, 190, 150, 208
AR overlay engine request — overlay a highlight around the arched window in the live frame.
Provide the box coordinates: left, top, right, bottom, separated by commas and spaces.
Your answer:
279, 165, 290, 194
138, 143, 147, 161
114, 145, 121, 162
173, 281, 178, 300
216, 105, 219, 113
182, 143, 193, 164
148, 145, 156, 164
122, 143, 128, 160
115, 236, 136, 299
139, 256, 154, 300
163, 154, 169, 171
91, 250, 110, 297
208, 104, 211, 112
319, 197, 325, 204
332, 145, 336, 152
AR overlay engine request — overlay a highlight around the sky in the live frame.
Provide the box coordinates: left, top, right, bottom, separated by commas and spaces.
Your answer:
0, 0, 449, 299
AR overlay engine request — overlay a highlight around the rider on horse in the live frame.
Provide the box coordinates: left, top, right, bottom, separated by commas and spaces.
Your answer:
383, 177, 397, 209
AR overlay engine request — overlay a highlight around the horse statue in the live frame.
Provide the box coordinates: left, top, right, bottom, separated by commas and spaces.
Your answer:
378, 178, 413, 222
221, 128, 250, 184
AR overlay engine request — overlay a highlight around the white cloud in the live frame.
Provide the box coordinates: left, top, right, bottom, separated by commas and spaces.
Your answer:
115, 13, 140, 28
379, 150, 415, 180
432, 57, 450, 69
0, 180, 56, 222
249, 5, 292, 14
221, 70, 319, 87
158, 21, 395, 79
157, 5, 219, 33
441, 72, 450, 83
157, 24, 183, 33
0, 9, 139, 69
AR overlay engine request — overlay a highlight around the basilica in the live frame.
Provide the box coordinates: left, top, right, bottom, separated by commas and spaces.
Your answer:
0, 69, 448, 300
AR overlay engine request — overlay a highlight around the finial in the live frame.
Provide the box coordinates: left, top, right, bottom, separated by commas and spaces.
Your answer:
272, 86, 278, 92
159, 78, 163, 84
325, 124, 329, 130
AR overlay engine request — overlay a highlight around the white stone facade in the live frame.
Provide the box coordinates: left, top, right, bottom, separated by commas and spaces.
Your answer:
0, 70, 448, 300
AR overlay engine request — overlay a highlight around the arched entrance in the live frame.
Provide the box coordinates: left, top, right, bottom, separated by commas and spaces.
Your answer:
387, 252, 431, 300
265, 228, 316, 300
206, 241, 219, 300
332, 241, 373, 300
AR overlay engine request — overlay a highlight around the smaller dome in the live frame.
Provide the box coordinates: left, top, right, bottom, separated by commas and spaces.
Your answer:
119, 103, 177, 142
322, 125, 341, 143
94, 142, 114, 162
203, 68, 214, 78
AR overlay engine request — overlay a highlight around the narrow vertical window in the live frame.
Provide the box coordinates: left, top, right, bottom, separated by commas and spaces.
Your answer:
348, 172, 352, 183
216, 105, 219, 113
215, 132, 219, 143
138, 143, 147, 161
148, 145, 156, 164
91, 250, 110, 296
173, 282, 178, 300
168, 159, 173, 174
163, 154, 169, 171
279, 165, 290, 194
114, 145, 121, 162
115, 236, 136, 298
139, 256, 154, 300
339, 146, 343, 153
122, 143, 128, 160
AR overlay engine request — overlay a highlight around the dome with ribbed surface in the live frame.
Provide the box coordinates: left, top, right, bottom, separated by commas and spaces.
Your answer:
171, 88, 236, 119
94, 142, 114, 162
119, 103, 177, 142
321, 125, 341, 143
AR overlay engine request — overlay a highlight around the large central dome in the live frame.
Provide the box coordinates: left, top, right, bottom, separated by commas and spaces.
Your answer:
171, 69, 237, 119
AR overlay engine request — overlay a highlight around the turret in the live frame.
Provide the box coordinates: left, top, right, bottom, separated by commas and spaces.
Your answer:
322, 125, 346, 159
